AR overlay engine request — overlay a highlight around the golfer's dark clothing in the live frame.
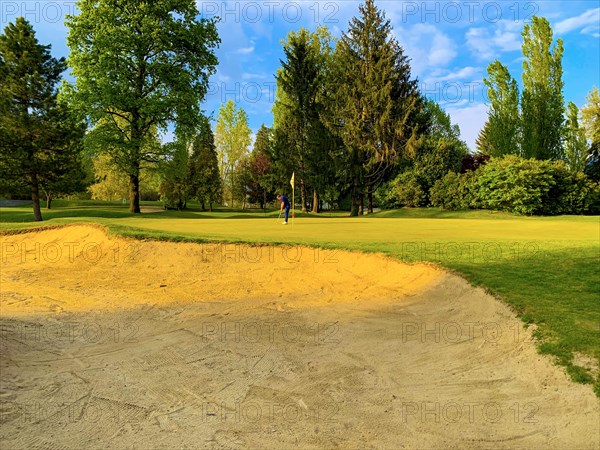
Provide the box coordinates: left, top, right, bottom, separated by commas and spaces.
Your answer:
281, 196, 290, 222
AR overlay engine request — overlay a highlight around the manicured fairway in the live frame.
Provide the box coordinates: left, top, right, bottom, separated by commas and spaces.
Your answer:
1, 202, 599, 394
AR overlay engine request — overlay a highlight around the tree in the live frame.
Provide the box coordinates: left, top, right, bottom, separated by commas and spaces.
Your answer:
581, 87, 600, 180
275, 27, 335, 213
478, 60, 520, 156
387, 100, 468, 205
249, 124, 276, 209
66, 0, 219, 213
214, 100, 251, 207
37, 105, 90, 209
89, 153, 130, 201
563, 102, 588, 172
581, 87, 600, 152
188, 122, 221, 211
327, 0, 420, 215
0, 18, 84, 221
521, 16, 565, 160
159, 140, 189, 210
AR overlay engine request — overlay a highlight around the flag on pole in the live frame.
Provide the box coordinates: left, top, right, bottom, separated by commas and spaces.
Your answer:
290, 172, 295, 188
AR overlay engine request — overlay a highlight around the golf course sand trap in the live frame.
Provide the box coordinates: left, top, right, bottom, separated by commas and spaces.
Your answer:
0, 225, 598, 449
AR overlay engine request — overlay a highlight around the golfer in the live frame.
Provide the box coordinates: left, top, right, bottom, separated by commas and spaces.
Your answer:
277, 194, 291, 224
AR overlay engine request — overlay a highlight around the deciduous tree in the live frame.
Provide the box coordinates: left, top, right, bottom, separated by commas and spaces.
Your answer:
214, 100, 251, 206
521, 16, 564, 160
66, 0, 219, 213
478, 61, 520, 156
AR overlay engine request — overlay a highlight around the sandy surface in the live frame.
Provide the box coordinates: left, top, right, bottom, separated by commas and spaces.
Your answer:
0, 225, 598, 449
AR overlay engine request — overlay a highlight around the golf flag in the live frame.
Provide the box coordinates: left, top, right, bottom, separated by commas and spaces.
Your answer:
290, 172, 295, 188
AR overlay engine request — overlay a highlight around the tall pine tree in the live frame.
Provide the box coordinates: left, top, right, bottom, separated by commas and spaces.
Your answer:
328, 0, 420, 215
275, 27, 334, 213
188, 121, 221, 211
0, 18, 84, 221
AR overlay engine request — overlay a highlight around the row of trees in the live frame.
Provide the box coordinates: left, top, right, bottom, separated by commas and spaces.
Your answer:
1, 0, 222, 220
2, 1, 598, 219
166, 7, 600, 214
213, 0, 458, 216
272, 1, 425, 215
476, 16, 598, 176
204, 0, 436, 215
218, 3, 598, 216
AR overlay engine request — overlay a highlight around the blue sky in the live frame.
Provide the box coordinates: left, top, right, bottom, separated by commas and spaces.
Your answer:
2, 1, 599, 150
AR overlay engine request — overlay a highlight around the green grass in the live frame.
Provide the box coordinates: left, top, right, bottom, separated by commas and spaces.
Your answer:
1, 201, 599, 395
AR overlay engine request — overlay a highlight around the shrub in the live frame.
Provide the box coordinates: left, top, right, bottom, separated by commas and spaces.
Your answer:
374, 180, 399, 209
542, 162, 595, 215
430, 171, 479, 210
587, 182, 600, 214
476, 155, 556, 215
391, 171, 426, 207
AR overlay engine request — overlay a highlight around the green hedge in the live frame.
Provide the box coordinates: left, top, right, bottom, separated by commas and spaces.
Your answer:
430, 155, 598, 215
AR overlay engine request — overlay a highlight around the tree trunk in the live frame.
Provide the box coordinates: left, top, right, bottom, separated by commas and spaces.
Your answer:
230, 171, 234, 208
312, 190, 319, 213
129, 172, 141, 213
201, 201, 206, 211
46, 192, 53, 210
209, 202, 213, 212
368, 191, 373, 214
31, 172, 43, 221
350, 182, 358, 216
300, 178, 307, 213
358, 194, 364, 216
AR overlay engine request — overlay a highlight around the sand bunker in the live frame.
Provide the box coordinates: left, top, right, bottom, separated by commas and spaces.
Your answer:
0, 225, 598, 449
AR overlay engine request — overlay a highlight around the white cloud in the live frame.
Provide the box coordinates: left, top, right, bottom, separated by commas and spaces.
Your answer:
428, 66, 481, 82
395, 24, 457, 77
466, 20, 522, 60
555, 8, 600, 35
445, 103, 489, 152
236, 46, 255, 55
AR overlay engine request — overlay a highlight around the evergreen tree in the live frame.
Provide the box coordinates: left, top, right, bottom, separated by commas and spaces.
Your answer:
327, 0, 420, 215
0, 18, 84, 221
188, 122, 221, 211
275, 27, 335, 213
